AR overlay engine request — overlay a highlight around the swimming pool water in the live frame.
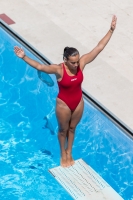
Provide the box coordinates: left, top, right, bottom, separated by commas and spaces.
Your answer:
0, 26, 133, 200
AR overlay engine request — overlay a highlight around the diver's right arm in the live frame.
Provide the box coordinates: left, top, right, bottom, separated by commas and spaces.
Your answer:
14, 46, 60, 74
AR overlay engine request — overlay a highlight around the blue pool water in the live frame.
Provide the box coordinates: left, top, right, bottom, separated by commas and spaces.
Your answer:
0, 26, 133, 200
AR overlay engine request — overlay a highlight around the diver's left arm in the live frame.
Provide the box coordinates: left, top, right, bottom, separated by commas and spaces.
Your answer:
80, 15, 117, 70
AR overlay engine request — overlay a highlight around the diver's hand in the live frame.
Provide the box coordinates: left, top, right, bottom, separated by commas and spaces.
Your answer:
14, 46, 25, 58
110, 15, 117, 31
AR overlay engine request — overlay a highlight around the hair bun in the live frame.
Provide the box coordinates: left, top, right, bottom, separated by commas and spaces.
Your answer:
63, 47, 79, 59
64, 47, 69, 53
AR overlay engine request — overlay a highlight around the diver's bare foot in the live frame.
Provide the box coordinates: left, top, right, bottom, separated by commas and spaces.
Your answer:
60, 152, 67, 167
66, 150, 75, 167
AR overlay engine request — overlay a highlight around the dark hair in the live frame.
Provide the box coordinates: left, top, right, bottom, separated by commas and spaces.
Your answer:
63, 47, 79, 60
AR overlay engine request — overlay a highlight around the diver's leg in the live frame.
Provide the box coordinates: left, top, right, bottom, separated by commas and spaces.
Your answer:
66, 99, 84, 166
56, 98, 72, 167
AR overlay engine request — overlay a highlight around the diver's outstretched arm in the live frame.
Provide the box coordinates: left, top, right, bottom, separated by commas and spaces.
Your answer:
14, 46, 60, 74
80, 15, 117, 70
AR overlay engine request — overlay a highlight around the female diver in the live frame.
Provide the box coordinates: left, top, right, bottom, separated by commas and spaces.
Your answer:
14, 15, 117, 167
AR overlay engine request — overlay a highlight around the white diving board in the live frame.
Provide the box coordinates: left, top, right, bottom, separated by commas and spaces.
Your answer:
49, 159, 124, 200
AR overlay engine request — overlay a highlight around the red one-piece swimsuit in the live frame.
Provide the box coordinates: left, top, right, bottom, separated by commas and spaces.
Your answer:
57, 63, 83, 111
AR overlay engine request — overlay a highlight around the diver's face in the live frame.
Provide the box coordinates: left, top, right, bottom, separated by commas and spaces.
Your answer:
65, 54, 80, 70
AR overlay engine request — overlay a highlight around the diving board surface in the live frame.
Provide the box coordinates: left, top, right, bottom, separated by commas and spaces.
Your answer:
49, 159, 123, 200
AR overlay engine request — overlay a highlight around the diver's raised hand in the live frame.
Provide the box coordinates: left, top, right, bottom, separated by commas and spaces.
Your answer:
14, 46, 25, 58
110, 15, 117, 31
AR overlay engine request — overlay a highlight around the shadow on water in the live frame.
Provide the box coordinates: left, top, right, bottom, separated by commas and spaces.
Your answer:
43, 116, 55, 135
37, 70, 54, 87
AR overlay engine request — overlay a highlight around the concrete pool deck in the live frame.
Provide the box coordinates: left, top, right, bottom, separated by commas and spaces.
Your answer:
0, 0, 133, 130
